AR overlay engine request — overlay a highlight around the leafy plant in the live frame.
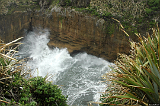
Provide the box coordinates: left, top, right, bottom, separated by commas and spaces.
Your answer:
144, 0, 160, 18
147, 0, 160, 10
100, 20, 160, 105
102, 12, 112, 18
29, 76, 68, 106
145, 8, 153, 15
65, 0, 71, 6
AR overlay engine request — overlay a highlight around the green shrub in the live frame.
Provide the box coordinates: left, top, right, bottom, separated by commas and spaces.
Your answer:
65, 0, 71, 6
145, 8, 153, 15
29, 76, 68, 106
145, 0, 160, 17
147, 0, 160, 10
102, 12, 112, 18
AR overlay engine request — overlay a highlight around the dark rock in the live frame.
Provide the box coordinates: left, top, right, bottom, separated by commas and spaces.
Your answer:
70, 50, 85, 57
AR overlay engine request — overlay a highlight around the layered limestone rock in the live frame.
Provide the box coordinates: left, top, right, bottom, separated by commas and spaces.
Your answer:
0, 12, 32, 42
0, 7, 134, 62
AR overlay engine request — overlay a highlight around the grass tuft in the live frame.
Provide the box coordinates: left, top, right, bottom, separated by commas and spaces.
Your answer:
0, 37, 25, 105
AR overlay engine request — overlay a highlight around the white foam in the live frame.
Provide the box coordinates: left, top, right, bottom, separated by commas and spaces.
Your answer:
18, 29, 113, 106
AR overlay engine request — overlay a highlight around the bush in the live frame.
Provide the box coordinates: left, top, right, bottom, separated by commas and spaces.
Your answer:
29, 76, 68, 106
145, 8, 153, 15
100, 21, 160, 105
65, 0, 71, 6
102, 12, 112, 18
145, 0, 160, 17
147, 0, 160, 10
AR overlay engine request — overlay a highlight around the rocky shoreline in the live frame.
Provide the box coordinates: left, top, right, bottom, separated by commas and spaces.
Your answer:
0, 0, 159, 62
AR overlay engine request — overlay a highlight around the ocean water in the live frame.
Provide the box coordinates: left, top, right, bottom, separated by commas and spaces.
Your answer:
17, 29, 113, 106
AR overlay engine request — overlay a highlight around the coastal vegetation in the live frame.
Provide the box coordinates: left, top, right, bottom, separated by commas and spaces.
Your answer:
100, 21, 160, 105
48, 0, 159, 36
1, 0, 159, 32
74, 0, 160, 35
0, 37, 68, 105
0, 0, 160, 105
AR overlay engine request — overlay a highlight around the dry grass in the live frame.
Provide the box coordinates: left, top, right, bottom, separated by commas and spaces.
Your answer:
0, 37, 27, 104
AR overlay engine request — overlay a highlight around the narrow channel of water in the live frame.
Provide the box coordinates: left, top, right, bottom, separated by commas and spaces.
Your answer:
17, 29, 113, 106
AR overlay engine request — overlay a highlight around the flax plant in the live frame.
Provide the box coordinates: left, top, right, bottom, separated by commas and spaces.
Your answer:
100, 21, 160, 105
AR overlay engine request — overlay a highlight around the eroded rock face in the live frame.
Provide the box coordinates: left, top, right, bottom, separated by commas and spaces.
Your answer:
0, 7, 133, 62
0, 12, 32, 42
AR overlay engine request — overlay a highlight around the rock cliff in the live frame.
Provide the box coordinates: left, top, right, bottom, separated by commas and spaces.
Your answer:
0, 7, 135, 62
